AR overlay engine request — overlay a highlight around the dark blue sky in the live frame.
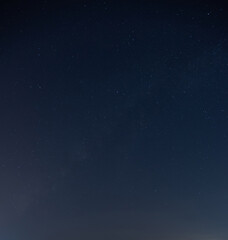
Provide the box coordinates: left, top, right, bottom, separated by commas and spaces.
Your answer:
1, 1, 228, 239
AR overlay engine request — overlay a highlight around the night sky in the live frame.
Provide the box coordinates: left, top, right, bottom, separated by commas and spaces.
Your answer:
1, 1, 228, 239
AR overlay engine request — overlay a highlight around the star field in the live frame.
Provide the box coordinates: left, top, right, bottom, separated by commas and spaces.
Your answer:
0, 1, 228, 239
